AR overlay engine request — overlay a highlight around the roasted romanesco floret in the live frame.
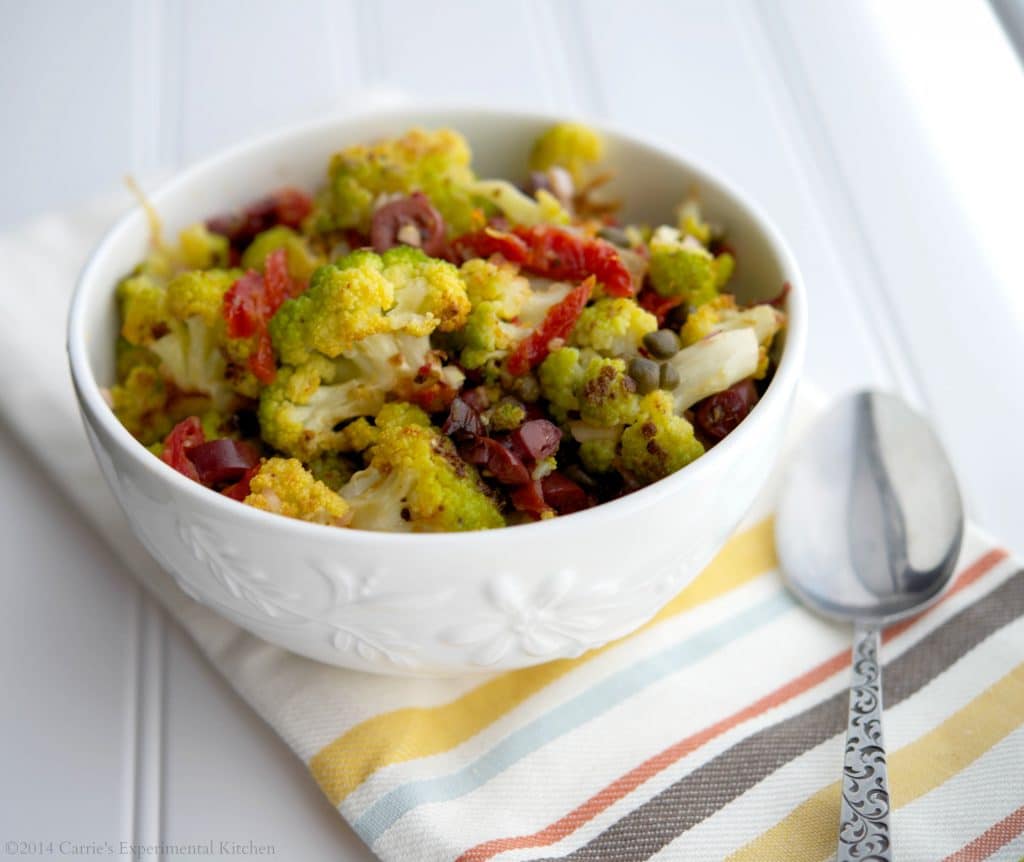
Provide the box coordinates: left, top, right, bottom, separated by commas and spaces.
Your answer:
571, 298, 657, 357
619, 391, 704, 483
244, 457, 351, 526
314, 128, 481, 236
648, 226, 733, 307
528, 122, 604, 184
270, 247, 470, 365
341, 424, 504, 532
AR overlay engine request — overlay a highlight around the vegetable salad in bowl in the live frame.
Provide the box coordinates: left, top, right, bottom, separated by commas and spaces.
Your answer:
109, 123, 786, 533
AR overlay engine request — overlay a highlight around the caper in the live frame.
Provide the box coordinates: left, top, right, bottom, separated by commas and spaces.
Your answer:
642, 328, 681, 359
628, 356, 660, 394
659, 361, 680, 390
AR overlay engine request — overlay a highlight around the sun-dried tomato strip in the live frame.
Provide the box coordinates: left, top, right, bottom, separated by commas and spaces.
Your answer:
505, 276, 594, 376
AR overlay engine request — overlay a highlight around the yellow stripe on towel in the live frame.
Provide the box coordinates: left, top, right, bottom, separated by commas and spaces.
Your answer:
728, 661, 1024, 862
310, 518, 778, 807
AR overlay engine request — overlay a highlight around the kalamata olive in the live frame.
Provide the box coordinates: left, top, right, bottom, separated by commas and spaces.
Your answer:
659, 361, 680, 390
442, 396, 485, 440
643, 329, 681, 358
370, 192, 447, 257
222, 464, 261, 501
460, 437, 531, 485
206, 187, 313, 248
665, 304, 690, 330
510, 480, 549, 517
541, 472, 592, 514
460, 386, 491, 413
628, 356, 660, 394
508, 419, 562, 464
693, 379, 759, 441
186, 439, 260, 487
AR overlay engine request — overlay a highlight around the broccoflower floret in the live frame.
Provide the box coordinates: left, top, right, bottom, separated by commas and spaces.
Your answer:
314, 128, 481, 236
258, 356, 385, 460
341, 424, 504, 532
528, 122, 604, 184
648, 226, 733, 306
571, 298, 657, 357
619, 391, 704, 483
270, 247, 470, 365
244, 457, 351, 526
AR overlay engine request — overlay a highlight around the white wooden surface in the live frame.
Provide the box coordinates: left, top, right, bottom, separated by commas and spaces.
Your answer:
1, 2, 1022, 859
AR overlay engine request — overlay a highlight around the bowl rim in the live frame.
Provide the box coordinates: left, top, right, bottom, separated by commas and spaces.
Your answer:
67, 104, 807, 546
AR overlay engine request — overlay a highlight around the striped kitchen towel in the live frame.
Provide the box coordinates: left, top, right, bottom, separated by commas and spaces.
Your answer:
3, 201, 1024, 862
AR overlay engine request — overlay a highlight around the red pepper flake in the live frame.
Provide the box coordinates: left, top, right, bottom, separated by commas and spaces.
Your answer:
160, 417, 205, 482
506, 276, 594, 376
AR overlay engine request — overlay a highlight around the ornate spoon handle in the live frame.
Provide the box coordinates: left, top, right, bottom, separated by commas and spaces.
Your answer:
838, 624, 893, 861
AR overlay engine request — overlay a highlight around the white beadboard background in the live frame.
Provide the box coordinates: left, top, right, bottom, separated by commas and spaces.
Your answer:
1, 2, 1022, 860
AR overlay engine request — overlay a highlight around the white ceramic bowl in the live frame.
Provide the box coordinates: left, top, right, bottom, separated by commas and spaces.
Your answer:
67, 108, 806, 676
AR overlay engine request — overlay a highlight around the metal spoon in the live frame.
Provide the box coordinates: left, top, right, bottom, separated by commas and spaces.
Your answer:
775, 391, 964, 862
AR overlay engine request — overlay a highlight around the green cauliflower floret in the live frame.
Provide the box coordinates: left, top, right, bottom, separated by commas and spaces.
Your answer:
579, 438, 618, 474
571, 298, 657, 358
538, 346, 585, 421
241, 226, 323, 282
528, 122, 604, 184
177, 223, 230, 270
111, 364, 173, 445
118, 274, 168, 346
270, 247, 470, 366
648, 226, 733, 306
578, 356, 640, 427
146, 269, 247, 408
488, 398, 527, 432
619, 390, 704, 483
377, 246, 471, 335
164, 268, 239, 325
375, 401, 432, 428
453, 259, 534, 371
460, 258, 532, 318
307, 453, 357, 492
244, 457, 351, 527
341, 424, 504, 533
314, 128, 481, 236
258, 355, 386, 460
539, 348, 639, 427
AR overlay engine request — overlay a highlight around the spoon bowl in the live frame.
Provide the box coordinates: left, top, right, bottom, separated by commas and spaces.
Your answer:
776, 391, 964, 624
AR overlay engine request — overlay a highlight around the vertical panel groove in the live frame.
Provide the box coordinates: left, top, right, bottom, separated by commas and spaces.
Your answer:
737, 0, 929, 405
